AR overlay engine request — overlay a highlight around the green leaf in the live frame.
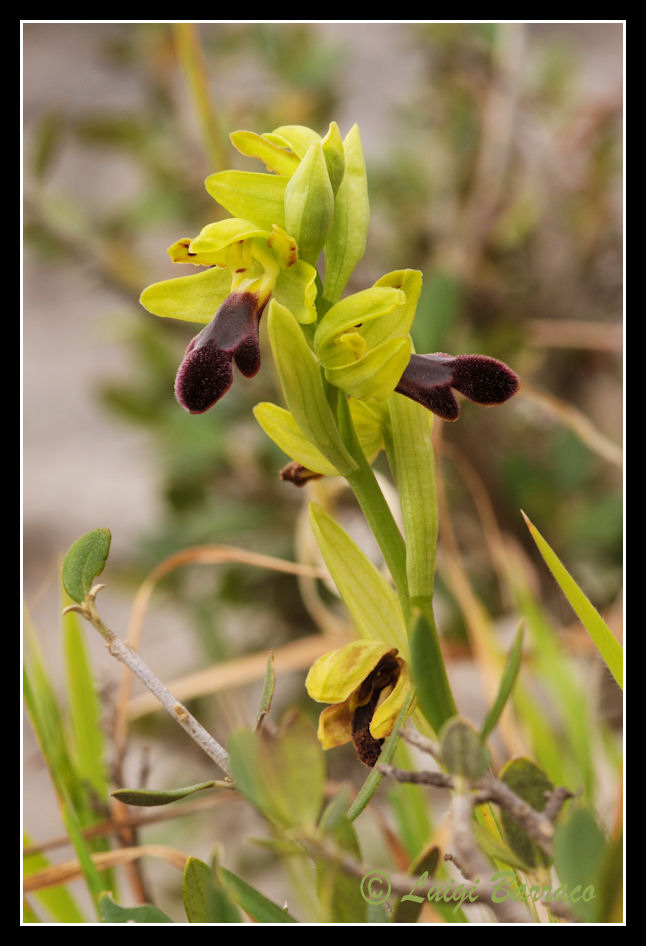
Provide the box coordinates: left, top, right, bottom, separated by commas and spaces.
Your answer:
387, 742, 433, 862
62, 528, 111, 603
521, 511, 622, 688
63, 599, 108, 798
387, 393, 438, 599
183, 857, 242, 923
594, 829, 623, 922
499, 758, 554, 870
323, 124, 369, 304
23, 834, 86, 923
284, 140, 334, 265
309, 502, 408, 655
227, 729, 278, 824
267, 300, 356, 476
480, 623, 525, 741
471, 822, 534, 872
439, 717, 490, 779
204, 170, 288, 230
217, 868, 298, 922
111, 781, 217, 807
317, 791, 366, 922
255, 652, 276, 729
409, 609, 458, 734
256, 711, 326, 829
24, 631, 105, 913
553, 806, 609, 922
98, 893, 173, 923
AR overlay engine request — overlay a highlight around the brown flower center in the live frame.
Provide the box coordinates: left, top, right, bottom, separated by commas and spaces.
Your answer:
351, 652, 400, 767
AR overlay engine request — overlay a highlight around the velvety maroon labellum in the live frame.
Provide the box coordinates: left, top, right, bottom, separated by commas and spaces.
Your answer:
395, 352, 519, 421
174, 291, 264, 414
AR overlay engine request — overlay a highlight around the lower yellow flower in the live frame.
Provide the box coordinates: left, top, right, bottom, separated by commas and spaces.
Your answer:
305, 640, 412, 767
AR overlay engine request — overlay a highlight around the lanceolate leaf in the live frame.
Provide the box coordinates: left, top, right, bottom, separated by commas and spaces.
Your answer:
521, 511, 622, 689
480, 623, 525, 741
387, 392, 438, 599
111, 781, 217, 807
309, 502, 408, 655
217, 868, 298, 922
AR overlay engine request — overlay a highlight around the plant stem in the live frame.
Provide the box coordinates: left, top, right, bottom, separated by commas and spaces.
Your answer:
334, 391, 410, 617
68, 589, 231, 778
173, 23, 228, 173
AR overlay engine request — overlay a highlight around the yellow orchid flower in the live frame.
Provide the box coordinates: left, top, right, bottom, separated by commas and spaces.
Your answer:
305, 640, 412, 767
139, 218, 317, 414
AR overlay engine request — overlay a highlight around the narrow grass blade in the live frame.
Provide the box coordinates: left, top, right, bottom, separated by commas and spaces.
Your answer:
480, 622, 524, 741
521, 511, 622, 688
346, 692, 414, 821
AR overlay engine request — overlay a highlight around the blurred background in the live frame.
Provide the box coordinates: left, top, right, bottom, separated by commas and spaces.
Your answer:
23, 22, 623, 920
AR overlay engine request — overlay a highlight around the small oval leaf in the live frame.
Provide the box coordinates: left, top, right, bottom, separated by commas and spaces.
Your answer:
439, 717, 490, 779
62, 528, 111, 603
111, 781, 216, 807
500, 757, 554, 869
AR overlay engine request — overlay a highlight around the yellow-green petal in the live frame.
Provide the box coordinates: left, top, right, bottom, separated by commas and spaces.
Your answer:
349, 399, 386, 464
370, 663, 413, 739
321, 121, 345, 195
323, 336, 412, 401
139, 266, 233, 324
205, 170, 288, 230
253, 403, 340, 477
359, 269, 423, 349
188, 218, 269, 264
284, 141, 334, 266
273, 259, 318, 325
306, 640, 394, 704
314, 287, 405, 355
229, 130, 300, 176
317, 702, 354, 750
267, 300, 357, 476
267, 125, 321, 158
323, 124, 369, 304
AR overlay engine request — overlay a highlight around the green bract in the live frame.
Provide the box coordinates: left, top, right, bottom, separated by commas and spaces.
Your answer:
253, 398, 385, 477
266, 300, 357, 477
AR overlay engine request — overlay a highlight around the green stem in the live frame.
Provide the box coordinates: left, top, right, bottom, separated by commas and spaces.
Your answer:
334, 391, 410, 619
410, 596, 458, 731
173, 23, 229, 173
